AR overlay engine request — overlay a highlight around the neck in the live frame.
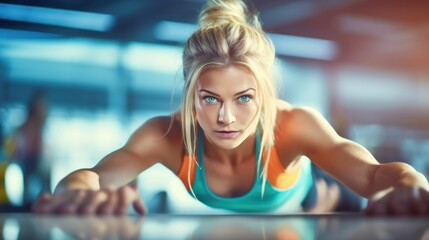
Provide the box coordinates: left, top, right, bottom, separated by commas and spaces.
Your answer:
203, 133, 257, 165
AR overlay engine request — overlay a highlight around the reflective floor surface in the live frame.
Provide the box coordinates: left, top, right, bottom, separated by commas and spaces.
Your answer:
0, 213, 428, 239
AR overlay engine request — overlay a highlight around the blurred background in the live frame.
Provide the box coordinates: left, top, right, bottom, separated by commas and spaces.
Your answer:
0, 0, 428, 214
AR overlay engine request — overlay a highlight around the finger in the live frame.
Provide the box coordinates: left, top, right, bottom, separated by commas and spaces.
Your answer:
118, 185, 147, 215
365, 203, 384, 216
115, 186, 134, 215
365, 196, 389, 216
365, 188, 394, 216
32, 193, 52, 214
416, 188, 429, 215
406, 187, 425, 215
389, 187, 429, 216
389, 191, 409, 215
132, 196, 147, 215
55, 190, 88, 214
97, 187, 117, 215
79, 191, 109, 215
412, 188, 429, 215
40, 190, 84, 214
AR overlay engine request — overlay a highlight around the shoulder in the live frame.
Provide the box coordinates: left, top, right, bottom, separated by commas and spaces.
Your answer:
131, 111, 181, 139
275, 99, 323, 129
274, 99, 342, 154
125, 112, 184, 165
140, 114, 180, 135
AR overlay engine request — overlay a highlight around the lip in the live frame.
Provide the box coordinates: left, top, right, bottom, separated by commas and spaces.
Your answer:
214, 130, 240, 139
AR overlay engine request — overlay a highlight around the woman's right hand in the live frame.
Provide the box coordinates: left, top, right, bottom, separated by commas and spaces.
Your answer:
32, 185, 146, 215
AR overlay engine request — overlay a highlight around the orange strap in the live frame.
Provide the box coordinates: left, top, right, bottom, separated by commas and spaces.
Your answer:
264, 148, 301, 190
178, 155, 196, 190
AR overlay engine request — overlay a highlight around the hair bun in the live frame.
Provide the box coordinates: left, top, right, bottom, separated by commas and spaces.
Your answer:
198, 0, 250, 27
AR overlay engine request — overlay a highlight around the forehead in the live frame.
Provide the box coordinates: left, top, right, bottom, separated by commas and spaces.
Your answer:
196, 65, 257, 92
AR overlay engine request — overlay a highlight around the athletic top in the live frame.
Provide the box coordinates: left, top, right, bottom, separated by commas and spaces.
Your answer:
177, 128, 314, 213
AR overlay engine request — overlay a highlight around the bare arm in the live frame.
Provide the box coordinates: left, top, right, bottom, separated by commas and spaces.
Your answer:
53, 147, 153, 195
283, 107, 377, 196
35, 116, 180, 215
49, 146, 154, 214
283, 107, 429, 214
56, 116, 180, 191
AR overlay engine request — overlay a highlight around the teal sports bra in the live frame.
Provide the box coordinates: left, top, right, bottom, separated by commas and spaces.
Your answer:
177, 129, 314, 213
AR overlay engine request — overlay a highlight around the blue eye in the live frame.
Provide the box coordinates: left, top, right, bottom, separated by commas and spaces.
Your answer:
238, 95, 251, 103
203, 96, 217, 103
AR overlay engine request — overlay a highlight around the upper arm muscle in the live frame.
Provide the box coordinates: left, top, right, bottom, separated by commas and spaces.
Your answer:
278, 107, 379, 196
93, 116, 182, 188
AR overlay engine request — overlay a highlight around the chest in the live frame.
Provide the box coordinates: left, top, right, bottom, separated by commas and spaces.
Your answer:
203, 155, 257, 197
202, 145, 302, 198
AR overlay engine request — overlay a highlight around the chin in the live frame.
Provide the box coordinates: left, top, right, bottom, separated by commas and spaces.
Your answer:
212, 138, 244, 150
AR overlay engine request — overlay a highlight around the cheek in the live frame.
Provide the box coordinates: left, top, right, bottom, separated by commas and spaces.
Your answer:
242, 104, 260, 133
238, 103, 259, 121
195, 102, 218, 124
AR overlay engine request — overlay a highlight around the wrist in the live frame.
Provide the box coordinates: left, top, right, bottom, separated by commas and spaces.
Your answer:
396, 171, 428, 188
54, 169, 100, 194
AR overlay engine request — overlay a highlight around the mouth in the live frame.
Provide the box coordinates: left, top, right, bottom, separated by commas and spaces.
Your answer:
214, 130, 240, 139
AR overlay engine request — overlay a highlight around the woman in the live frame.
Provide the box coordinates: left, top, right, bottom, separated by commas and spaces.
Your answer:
34, 0, 429, 215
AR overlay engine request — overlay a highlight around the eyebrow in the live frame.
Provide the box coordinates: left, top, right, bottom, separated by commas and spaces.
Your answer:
199, 88, 256, 96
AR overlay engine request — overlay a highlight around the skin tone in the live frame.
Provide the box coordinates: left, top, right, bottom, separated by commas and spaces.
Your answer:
33, 64, 429, 216
194, 65, 260, 152
194, 65, 261, 197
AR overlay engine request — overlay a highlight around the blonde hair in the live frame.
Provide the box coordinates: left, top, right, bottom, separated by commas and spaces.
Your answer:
181, 0, 278, 195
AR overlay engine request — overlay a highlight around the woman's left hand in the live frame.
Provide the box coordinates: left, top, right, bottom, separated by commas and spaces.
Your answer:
365, 186, 429, 215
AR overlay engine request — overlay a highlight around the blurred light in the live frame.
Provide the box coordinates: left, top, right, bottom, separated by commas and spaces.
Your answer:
123, 42, 182, 73
0, 39, 119, 67
336, 69, 421, 109
48, 113, 130, 189
0, 3, 115, 32
3, 219, 20, 240
260, 0, 362, 28
268, 33, 338, 60
0, 28, 62, 39
0, 38, 182, 74
153, 21, 338, 61
154, 21, 196, 42
5, 163, 23, 206
338, 15, 402, 37
141, 218, 198, 239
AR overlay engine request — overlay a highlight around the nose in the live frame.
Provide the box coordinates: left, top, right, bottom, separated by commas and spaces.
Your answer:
218, 103, 236, 124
